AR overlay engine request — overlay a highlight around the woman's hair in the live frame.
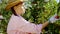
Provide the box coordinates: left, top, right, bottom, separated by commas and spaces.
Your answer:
11, 7, 18, 16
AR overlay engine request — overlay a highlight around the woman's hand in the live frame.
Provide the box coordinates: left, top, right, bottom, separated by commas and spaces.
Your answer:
42, 14, 60, 29
49, 14, 60, 23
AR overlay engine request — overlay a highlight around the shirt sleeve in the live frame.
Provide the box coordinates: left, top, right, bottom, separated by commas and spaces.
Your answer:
36, 24, 42, 33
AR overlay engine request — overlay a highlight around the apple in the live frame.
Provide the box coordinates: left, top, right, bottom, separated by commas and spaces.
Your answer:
55, 16, 60, 19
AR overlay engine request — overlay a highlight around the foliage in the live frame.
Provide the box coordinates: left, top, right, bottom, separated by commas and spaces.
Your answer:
23, 0, 60, 34
0, 0, 60, 34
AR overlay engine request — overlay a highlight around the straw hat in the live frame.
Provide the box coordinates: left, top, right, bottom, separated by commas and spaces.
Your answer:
5, 0, 24, 10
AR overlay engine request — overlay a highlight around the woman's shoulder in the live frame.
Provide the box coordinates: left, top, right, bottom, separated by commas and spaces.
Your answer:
11, 14, 38, 24
11, 14, 32, 23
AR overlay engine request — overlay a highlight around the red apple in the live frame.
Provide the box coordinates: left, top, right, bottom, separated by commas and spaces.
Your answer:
55, 16, 60, 19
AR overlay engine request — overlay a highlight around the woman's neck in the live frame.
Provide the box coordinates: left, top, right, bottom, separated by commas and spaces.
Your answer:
11, 7, 18, 16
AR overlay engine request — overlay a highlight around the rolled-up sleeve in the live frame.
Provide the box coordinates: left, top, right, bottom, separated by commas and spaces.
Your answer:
36, 24, 42, 34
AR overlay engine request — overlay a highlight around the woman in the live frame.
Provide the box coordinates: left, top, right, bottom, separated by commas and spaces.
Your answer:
5, 0, 60, 34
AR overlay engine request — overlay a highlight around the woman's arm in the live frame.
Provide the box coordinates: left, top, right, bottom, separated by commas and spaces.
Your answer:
42, 21, 49, 30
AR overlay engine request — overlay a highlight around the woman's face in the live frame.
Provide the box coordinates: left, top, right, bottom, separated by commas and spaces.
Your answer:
13, 3, 25, 15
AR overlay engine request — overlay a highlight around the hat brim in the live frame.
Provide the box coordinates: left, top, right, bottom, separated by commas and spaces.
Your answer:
5, 0, 23, 10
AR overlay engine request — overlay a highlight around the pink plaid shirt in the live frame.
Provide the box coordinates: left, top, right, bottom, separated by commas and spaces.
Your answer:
7, 14, 42, 34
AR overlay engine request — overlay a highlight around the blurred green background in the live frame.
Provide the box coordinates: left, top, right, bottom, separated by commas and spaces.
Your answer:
0, 0, 60, 34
